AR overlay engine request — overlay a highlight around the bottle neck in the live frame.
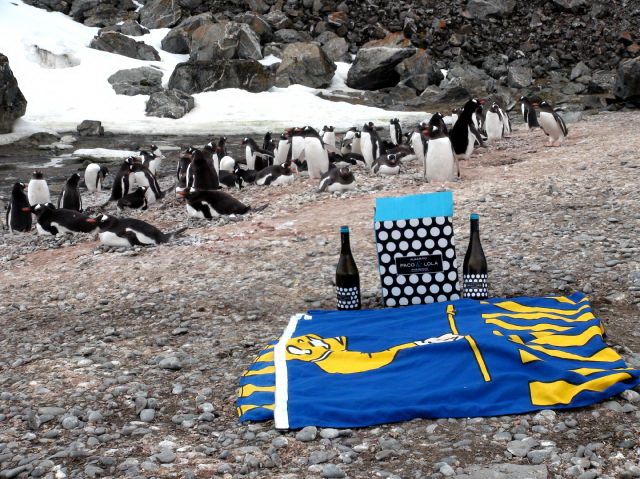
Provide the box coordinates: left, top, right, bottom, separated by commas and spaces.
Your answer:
340, 232, 351, 255
470, 218, 479, 235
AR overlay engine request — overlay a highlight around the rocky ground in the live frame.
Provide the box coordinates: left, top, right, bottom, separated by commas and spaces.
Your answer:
1, 111, 640, 478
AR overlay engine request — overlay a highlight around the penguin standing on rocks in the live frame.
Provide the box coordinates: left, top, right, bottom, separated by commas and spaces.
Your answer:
389, 118, 402, 146
84, 164, 109, 193
538, 101, 568, 146
484, 103, 505, 142
177, 188, 265, 219
340, 127, 357, 155
450, 98, 484, 161
27, 171, 50, 206
360, 122, 380, 170
273, 132, 290, 166
108, 157, 134, 202
95, 214, 186, 247
242, 137, 274, 171
188, 149, 219, 191
497, 104, 512, 137
176, 148, 194, 196
302, 126, 329, 179
140, 148, 162, 177
425, 113, 457, 182
129, 163, 163, 203
410, 123, 428, 170
117, 186, 149, 212
32, 203, 98, 236
6, 182, 32, 233
317, 167, 356, 192
322, 126, 336, 153
290, 127, 306, 161
372, 153, 401, 175
520, 96, 539, 130
256, 159, 295, 186
58, 173, 83, 211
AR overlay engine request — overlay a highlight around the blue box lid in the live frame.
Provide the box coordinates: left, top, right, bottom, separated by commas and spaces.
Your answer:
374, 191, 454, 222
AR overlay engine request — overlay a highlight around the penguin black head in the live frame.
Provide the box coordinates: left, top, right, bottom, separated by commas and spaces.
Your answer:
386, 154, 399, 166
96, 214, 117, 230
32, 170, 44, 180
31, 202, 55, 216
241, 137, 250, 145
99, 165, 109, 177
67, 173, 81, 187
12, 182, 27, 195
355, 131, 361, 138
150, 144, 157, 151
489, 103, 500, 113
338, 167, 354, 182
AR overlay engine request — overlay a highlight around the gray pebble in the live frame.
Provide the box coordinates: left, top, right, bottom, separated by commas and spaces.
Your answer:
322, 463, 346, 478
139, 409, 155, 422
154, 450, 176, 464
296, 426, 318, 442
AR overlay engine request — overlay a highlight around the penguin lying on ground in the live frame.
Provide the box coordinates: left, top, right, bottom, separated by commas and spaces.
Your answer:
256, 159, 295, 186
538, 101, 568, 146
117, 186, 149, 212
31, 203, 98, 235
317, 167, 356, 193
84, 163, 108, 192
218, 164, 244, 189
28, 171, 50, 206
242, 137, 274, 171
6, 182, 32, 233
372, 153, 401, 175
95, 214, 187, 247
177, 188, 267, 219
58, 173, 83, 211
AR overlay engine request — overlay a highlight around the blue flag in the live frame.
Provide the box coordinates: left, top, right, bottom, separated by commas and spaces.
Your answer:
237, 293, 640, 429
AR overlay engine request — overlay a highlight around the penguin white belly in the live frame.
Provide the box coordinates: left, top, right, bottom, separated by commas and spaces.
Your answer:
410, 132, 425, 165
245, 146, 255, 170
144, 188, 157, 205
100, 231, 132, 247
323, 132, 336, 153
85, 164, 100, 192
50, 222, 74, 235
271, 174, 294, 186
28, 181, 50, 205
292, 137, 305, 160
361, 134, 374, 168
389, 125, 396, 145
304, 138, 329, 180
219, 156, 235, 172
485, 112, 503, 142
131, 171, 149, 189
426, 138, 456, 182
148, 159, 161, 176
457, 128, 475, 160
256, 174, 270, 186
36, 223, 52, 236
212, 154, 220, 175
275, 141, 289, 165
126, 227, 156, 245
187, 204, 206, 219
378, 165, 400, 176
539, 112, 562, 142
351, 137, 362, 155
327, 182, 356, 192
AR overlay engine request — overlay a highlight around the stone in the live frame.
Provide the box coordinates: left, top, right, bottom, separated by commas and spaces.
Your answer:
99, 20, 149, 37
70, 0, 138, 27
23, 0, 71, 13
274, 29, 311, 44
161, 13, 214, 54
107, 67, 163, 96
321, 37, 350, 63
61, 416, 79, 429
461, 463, 548, 479
295, 426, 318, 442
139, 0, 183, 29
236, 12, 273, 43
84, 464, 104, 478
264, 11, 292, 30
508, 65, 533, 88
0, 54, 27, 134
140, 409, 155, 422
158, 356, 184, 370
441, 61, 493, 97
346, 46, 416, 90
168, 60, 275, 94
245, 0, 269, 14
507, 439, 532, 457
467, 0, 516, 19
394, 49, 443, 86
321, 464, 346, 478
571, 61, 591, 81
155, 450, 176, 463
190, 22, 262, 62
614, 57, 640, 103
275, 42, 336, 88
77, 120, 104, 136
551, 0, 589, 10
90, 32, 161, 61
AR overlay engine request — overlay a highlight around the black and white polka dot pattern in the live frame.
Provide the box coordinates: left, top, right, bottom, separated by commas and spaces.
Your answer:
336, 286, 361, 310
463, 273, 488, 299
375, 216, 461, 307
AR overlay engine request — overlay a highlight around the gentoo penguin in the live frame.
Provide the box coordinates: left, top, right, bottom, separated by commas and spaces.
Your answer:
210, 137, 228, 174
329, 152, 358, 169
95, 214, 186, 247
57, 173, 83, 211
219, 155, 236, 173
262, 131, 273, 153
6, 182, 32, 233
484, 103, 504, 142
409, 123, 428, 171
108, 157, 134, 202
538, 101, 568, 147
372, 153, 401, 175
129, 162, 162, 203
318, 167, 356, 193
497, 104, 512, 137
218, 164, 244, 189
290, 127, 306, 161
274, 132, 290, 166
176, 148, 193, 196
444, 108, 459, 129
140, 149, 161, 177
236, 166, 258, 185
450, 98, 484, 161
360, 122, 380, 169
520, 96, 539, 130
471, 101, 485, 136
242, 137, 274, 171
177, 188, 265, 219
117, 186, 149, 212
389, 118, 402, 146
322, 126, 336, 153
301, 126, 329, 180
188, 149, 219, 190
27, 171, 50, 206
256, 159, 295, 186
425, 113, 457, 182
31, 203, 98, 235
340, 127, 358, 155
150, 144, 165, 160
84, 164, 108, 193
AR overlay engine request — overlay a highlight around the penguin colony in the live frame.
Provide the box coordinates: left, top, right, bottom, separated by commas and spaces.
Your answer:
3, 98, 566, 247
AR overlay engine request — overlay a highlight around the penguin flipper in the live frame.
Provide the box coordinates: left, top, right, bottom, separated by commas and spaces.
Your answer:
263, 174, 273, 186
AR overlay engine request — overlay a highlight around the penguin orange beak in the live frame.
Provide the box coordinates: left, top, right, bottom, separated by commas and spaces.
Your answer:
478, 99, 487, 105
21, 207, 31, 212
532, 102, 540, 107
176, 190, 186, 197
86, 218, 97, 223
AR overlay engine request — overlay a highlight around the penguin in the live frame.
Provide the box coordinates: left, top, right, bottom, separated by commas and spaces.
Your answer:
31, 203, 98, 235
218, 164, 244, 189
409, 123, 428, 171
84, 164, 109, 193
472, 101, 485, 136
202, 140, 217, 173
484, 103, 504, 142
210, 137, 228, 174
129, 162, 163, 203
372, 153, 401, 175
340, 127, 358, 155
150, 144, 165, 160
360, 122, 380, 169
290, 127, 306, 161
57, 173, 83, 211
389, 118, 402, 146
95, 214, 187, 247
274, 132, 291, 166
262, 131, 274, 153
6, 182, 32, 233
256, 159, 295, 186
140, 149, 161, 177
425, 113, 457, 182
450, 98, 485, 161
497, 104, 512, 137
538, 101, 568, 147
219, 155, 236, 173
188, 149, 220, 190
108, 157, 134, 202
520, 96, 540, 130
328, 152, 359, 169
242, 137, 274, 171
27, 171, 50, 206
322, 126, 336, 153
317, 167, 356, 193
176, 148, 193, 196
177, 188, 265, 219
300, 126, 329, 180
117, 186, 149, 212
444, 108, 459, 129
236, 166, 258, 185
351, 131, 362, 155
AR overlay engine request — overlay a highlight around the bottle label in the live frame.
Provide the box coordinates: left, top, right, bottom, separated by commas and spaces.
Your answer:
337, 286, 361, 310
463, 274, 488, 299
395, 254, 443, 275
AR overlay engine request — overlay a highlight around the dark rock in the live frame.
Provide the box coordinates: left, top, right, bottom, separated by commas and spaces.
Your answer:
551, 0, 590, 10
507, 65, 533, 88
236, 12, 274, 43
13, 132, 60, 147
587, 70, 615, 94
161, 13, 213, 54
245, 0, 269, 14
441, 62, 493, 97
77, 120, 104, 136
168, 60, 275, 94
70, 0, 138, 27
99, 20, 149, 37
190, 22, 262, 62
107, 67, 163, 96
420, 84, 470, 104
614, 57, 640, 103
23, 0, 70, 14
139, 0, 183, 29
570, 61, 591, 81
466, 0, 516, 19
346, 45, 416, 90
0, 53, 27, 134
395, 49, 443, 85
482, 53, 509, 78
145, 89, 194, 119
274, 29, 311, 44
275, 42, 336, 88
177, 0, 203, 9
320, 36, 350, 63
90, 32, 161, 61
264, 11, 293, 30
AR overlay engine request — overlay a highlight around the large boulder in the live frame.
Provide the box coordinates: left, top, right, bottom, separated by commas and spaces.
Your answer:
316, 32, 350, 63
440, 62, 494, 97
168, 60, 275, 93
161, 13, 214, 54
139, 0, 183, 29
69, 0, 138, 27
275, 42, 336, 88
23, 0, 70, 14
190, 22, 262, 62
466, 0, 516, 19
145, 89, 194, 119
108, 67, 163, 96
264, 11, 292, 30
507, 65, 533, 88
394, 49, 443, 91
77, 120, 104, 136
90, 32, 161, 61
236, 12, 274, 43
0, 54, 27, 134
99, 20, 149, 37
346, 46, 416, 90
614, 57, 640, 102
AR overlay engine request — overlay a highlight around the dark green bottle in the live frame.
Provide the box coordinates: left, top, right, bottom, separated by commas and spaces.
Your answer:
336, 226, 361, 310
463, 213, 488, 299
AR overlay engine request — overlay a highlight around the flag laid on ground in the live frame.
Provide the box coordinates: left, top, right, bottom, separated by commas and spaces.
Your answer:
237, 292, 640, 429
